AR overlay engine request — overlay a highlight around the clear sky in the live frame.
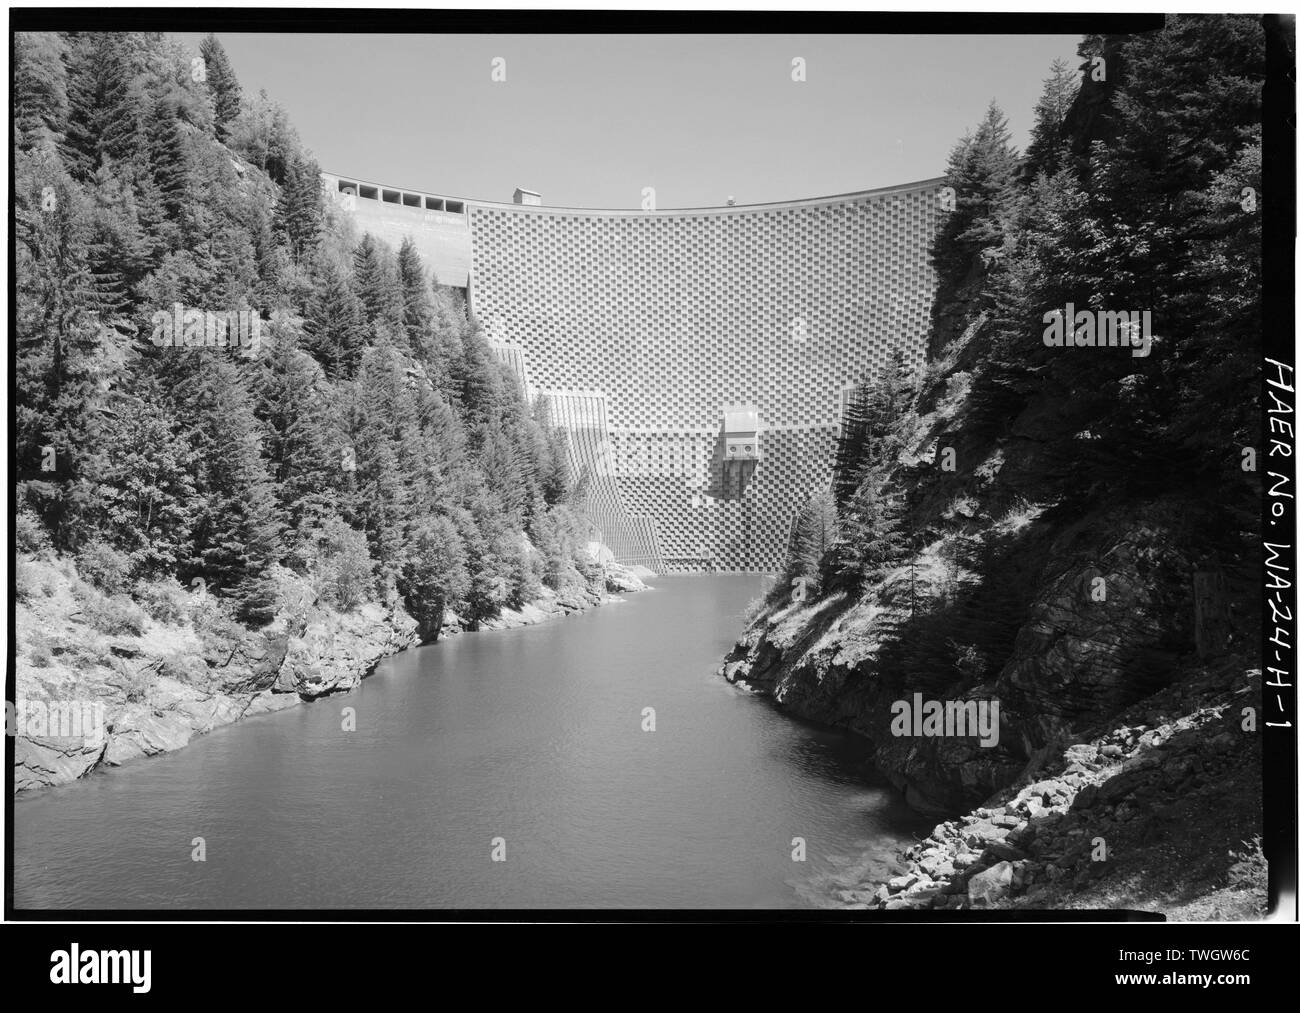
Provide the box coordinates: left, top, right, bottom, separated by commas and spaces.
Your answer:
175, 32, 1082, 209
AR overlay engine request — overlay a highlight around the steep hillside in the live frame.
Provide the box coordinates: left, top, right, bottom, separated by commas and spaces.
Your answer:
721, 17, 1266, 915
11, 30, 649, 792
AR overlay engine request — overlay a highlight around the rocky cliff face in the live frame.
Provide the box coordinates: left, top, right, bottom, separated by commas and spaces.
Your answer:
13, 563, 423, 794
719, 270, 1261, 913
722, 486, 1263, 916
722, 378, 1232, 816
863, 657, 1263, 918
13, 555, 648, 794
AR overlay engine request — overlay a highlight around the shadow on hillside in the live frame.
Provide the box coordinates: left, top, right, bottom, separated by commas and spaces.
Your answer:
961, 676, 1262, 915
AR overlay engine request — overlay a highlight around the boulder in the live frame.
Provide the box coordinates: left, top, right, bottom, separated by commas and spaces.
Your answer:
1097, 769, 1148, 805
919, 855, 955, 879
102, 705, 194, 763
1064, 743, 1099, 765
962, 820, 1011, 846
967, 861, 1015, 907
904, 884, 945, 905
984, 839, 1027, 863
14, 735, 105, 793
605, 564, 648, 593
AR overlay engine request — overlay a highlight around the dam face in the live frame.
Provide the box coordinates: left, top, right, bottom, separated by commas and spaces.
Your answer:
321, 173, 943, 573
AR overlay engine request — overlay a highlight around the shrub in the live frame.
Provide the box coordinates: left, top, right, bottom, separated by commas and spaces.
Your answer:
122, 666, 151, 704
26, 630, 53, 668
399, 515, 470, 637
1228, 835, 1267, 892
74, 582, 147, 637
16, 557, 41, 603
77, 540, 132, 594
15, 508, 51, 556
918, 351, 958, 410
134, 576, 190, 624
574, 550, 604, 590
158, 653, 203, 685
191, 592, 241, 652
764, 565, 813, 610
64, 636, 113, 669
523, 551, 547, 602
935, 369, 973, 418
495, 533, 539, 607
304, 517, 375, 612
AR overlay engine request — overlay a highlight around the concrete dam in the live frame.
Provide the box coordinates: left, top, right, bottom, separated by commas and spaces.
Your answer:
321, 172, 944, 572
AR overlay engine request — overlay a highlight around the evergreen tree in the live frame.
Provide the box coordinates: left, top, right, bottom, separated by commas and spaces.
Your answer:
828, 464, 908, 589
15, 156, 114, 549
832, 349, 915, 511
264, 102, 296, 185
145, 98, 190, 247
478, 415, 533, 525
1030, 15, 1264, 507
352, 233, 404, 338
930, 101, 1020, 296
254, 313, 343, 541
62, 33, 141, 180
532, 395, 572, 507
199, 34, 243, 142
14, 28, 605, 646
833, 384, 872, 511
13, 32, 69, 152
1022, 59, 1080, 180
454, 325, 506, 436
85, 164, 153, 304
93, 384, 200, 574
785, 491, 837, 591
185, 356, 284, 625
397, 237, 434, 349
345, 346, 425, 583
275, 154, 323, 265
401, 515, 470, 641
303, 255, 366, 380
415, 284, 469, 399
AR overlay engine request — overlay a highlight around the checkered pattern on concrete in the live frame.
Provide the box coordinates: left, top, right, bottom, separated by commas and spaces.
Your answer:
324, 173, 942, 571
469, 181, 942, 571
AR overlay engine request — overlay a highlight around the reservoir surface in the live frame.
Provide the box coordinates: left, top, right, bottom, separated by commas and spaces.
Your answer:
14, 575, 927, 909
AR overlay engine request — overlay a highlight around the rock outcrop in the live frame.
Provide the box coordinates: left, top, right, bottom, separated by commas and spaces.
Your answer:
14, 553, 650, 794
14, 594, 422, 793
862, 660, 1263, 917
717, 257, 1261, 914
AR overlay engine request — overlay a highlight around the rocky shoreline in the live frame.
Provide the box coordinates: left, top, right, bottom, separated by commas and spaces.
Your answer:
812, 658, 1263, 917
14, 556, 649, 795
719, 498, 1265, 916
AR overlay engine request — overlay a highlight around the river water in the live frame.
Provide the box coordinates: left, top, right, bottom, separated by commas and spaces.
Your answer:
14, 575, 927, 910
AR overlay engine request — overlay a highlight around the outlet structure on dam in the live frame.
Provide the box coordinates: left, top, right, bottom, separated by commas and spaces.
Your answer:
320, 172, 944, 573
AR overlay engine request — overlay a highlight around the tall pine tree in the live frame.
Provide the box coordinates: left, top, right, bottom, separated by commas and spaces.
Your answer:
199, 34, 243, 142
